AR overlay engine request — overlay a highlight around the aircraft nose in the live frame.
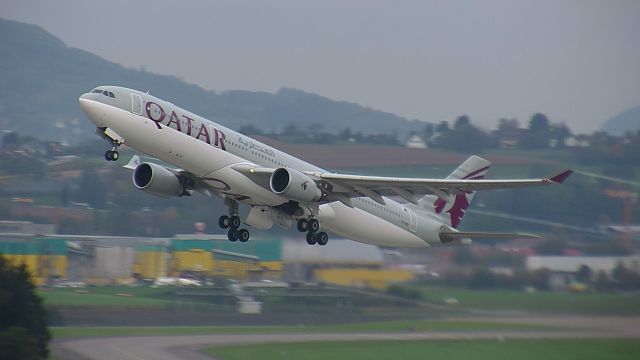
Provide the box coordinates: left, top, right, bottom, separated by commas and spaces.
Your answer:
78, 95, 92, 113
79, 94, 105, 126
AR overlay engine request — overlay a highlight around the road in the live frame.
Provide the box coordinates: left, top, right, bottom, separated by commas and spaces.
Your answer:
52, 316, 640, 360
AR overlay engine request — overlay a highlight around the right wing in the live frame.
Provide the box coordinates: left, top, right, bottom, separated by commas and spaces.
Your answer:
313, 169, 573, 204
232, 161, 573, 206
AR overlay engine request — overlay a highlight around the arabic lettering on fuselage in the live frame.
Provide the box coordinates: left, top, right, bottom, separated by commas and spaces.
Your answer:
237, 136, 274, 157
144, 101, 226, 151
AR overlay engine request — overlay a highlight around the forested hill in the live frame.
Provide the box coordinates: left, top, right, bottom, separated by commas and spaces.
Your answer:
600, 106, 640, 136
0, 18, 425, 144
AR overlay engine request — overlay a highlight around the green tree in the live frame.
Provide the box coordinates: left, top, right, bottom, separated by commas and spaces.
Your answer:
453, 248, 476, 265
576, 264, 592, 283
520, 113, 551, 149
2, 131, 19, 147
74, 169, 106, 208
338, 127, 353, 141
468, 268, 497, 289
551, 123, 571, 148
0, 327, 40, 360
0, 257, 50, 358
432, 116, 492, 153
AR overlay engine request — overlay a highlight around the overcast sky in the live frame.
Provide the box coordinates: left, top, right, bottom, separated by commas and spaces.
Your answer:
2, 0, 639, 134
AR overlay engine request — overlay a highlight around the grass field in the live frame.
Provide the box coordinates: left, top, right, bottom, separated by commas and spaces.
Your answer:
206, 339, 640, 360
50, 319, 558, 339
38, 286, 173, 306
38, 286, 640, 315
420, 287, 640, 315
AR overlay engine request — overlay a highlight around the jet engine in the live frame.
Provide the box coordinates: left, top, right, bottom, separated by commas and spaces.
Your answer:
270, 168, 322, 203
133, 162, 186, 197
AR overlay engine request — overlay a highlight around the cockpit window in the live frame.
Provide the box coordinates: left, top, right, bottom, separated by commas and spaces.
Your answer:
90, 88, 115, 98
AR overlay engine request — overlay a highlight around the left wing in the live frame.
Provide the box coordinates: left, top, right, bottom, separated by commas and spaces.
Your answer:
440, 231, 541, 242
123, 155, 221, 198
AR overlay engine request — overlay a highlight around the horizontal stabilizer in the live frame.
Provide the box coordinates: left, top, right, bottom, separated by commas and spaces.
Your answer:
440, 231, 541, 243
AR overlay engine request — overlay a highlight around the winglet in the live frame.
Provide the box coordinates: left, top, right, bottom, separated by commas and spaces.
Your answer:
123, 155, 141, 170
549, 170, 573, 184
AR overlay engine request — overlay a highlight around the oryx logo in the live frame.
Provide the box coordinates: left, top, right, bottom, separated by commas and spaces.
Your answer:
301, 181, 308, 191
434, 165, 489, 228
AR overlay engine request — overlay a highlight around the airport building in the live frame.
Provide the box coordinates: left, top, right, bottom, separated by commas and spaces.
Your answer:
1, 232, 413, 289
0, 237, 67, 286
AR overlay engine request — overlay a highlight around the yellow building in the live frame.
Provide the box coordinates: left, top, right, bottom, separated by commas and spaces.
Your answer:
0, 238, 67, 286
314, 267, 414, 290
169, 239, 283, 280
133, 245, 168, 279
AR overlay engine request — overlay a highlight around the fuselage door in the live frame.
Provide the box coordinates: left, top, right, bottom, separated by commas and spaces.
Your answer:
408, 210, 418, 232
131, 93, 142, 115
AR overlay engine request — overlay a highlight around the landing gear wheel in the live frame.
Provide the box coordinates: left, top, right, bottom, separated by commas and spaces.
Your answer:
306, 232, 317, 245
297, 219, 309, 232
230, 216, 241, 229
227, 228, 239, 242
104, 150, 119, 161
218, 215, 230, 229
316, 232, 328, 246
308, 219, 320, 232
238, 229, 250, 242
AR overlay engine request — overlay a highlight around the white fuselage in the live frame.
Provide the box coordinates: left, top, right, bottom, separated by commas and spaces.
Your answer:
80, 86, 446, 247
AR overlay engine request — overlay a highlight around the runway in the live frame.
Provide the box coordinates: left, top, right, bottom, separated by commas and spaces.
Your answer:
53, 316, 640, 360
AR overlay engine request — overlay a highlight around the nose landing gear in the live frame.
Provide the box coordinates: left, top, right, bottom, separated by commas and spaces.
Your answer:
97, 127, 123, 162
104, 148, 119, 161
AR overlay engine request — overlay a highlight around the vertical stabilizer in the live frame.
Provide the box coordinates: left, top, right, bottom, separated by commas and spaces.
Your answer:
424, 155, 491, 228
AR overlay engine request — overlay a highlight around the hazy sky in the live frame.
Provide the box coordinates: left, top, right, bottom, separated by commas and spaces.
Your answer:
2, 0, 639, 133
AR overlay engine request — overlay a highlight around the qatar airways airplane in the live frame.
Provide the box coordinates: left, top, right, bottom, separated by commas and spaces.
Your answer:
79, 86, 572, 247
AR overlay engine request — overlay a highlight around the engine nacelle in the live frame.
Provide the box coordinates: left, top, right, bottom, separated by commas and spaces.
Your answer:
270, 168, 322, 203
245, 206, 293, 230
133, 162, 185, 197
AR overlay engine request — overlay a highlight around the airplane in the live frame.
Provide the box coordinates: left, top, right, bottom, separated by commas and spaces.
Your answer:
79, 86, 572, 248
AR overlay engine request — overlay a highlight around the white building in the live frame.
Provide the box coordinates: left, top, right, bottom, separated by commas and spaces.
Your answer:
405, 134, 427, 149
526, 256, 640, 276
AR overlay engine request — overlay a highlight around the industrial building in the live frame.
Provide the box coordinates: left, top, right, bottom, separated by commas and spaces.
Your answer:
283, 239, 413, 289
526, 255, 640, 275
1, 233, 413, 289
134, 237, 283, 281
0, 237, 67, 286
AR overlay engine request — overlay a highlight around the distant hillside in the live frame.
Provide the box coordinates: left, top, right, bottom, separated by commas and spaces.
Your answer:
0, 18, 426, 144
600, 106, 640, 136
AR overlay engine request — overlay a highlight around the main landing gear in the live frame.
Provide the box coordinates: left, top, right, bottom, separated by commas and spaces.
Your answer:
219, 215, 250, 242
218, 200, 250, 242
297, 218, 328, 246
